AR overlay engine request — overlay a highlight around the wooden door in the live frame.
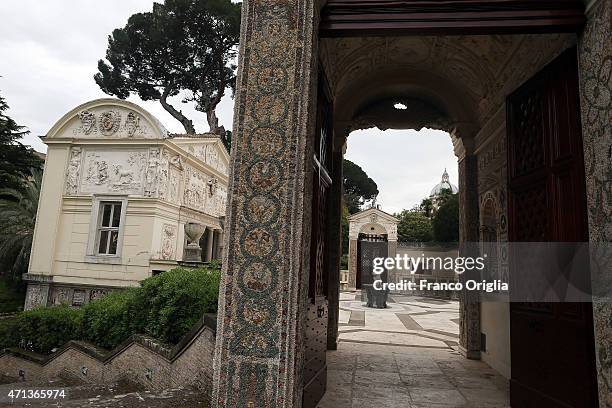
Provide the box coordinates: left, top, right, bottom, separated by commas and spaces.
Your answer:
303, 70, 333, 408
507, 47, 598, 408
358, 238, 388, 287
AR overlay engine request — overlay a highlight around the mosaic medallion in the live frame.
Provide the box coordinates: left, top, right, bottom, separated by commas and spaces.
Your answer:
249, 127, 286, 157
242, 228, 276, 258
247, 161, 282, 192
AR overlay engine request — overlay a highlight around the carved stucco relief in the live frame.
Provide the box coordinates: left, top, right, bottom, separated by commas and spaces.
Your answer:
80, 150, 147, 195
65, 147, 82, 195
24, 284, 47, 310
72, 107, 159, 139
159, 223, 177, 260
188, 143, 228, 174
183, 164, 227, 216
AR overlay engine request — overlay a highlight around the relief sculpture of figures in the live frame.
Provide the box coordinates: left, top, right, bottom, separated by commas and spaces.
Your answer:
65, 147, 82, 195
124, 112, 140, 137
144, 148, 160, 197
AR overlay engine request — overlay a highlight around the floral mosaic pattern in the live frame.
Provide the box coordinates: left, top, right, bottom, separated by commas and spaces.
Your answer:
578, 0, 612, 405
212, 1, 317, 407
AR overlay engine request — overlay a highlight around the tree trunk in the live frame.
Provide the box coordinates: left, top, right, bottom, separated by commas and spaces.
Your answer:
160, 89, 195, 135
206, 109, 225, 136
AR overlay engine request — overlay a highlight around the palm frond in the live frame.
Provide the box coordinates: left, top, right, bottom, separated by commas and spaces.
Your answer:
0, 169, 41, 279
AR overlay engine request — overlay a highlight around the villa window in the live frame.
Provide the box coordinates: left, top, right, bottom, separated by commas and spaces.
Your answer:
86, 195, 128, 263
96, 202, 122, 255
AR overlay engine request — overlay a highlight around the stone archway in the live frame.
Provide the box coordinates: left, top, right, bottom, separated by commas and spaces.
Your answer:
347, 208, 399, 290
212, 1, 612, 407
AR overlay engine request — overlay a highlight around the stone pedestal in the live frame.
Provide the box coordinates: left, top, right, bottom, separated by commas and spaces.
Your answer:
363, 284, 389, 308
183, 247, 203, 263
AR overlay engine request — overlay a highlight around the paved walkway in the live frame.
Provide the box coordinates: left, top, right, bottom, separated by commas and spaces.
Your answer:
318, 292, 510, 408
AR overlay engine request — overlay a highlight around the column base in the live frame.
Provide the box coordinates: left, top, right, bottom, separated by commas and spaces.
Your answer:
459, 345, 481, 360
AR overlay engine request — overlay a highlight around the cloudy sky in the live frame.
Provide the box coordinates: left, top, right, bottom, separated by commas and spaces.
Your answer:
0, 0, 458, 213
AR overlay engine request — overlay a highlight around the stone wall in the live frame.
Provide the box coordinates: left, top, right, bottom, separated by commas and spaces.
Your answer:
0, 315, 216, 396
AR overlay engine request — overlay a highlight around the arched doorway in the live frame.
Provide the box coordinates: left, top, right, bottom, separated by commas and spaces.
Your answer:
347, 208, 399, 290
211, 2, 610, 407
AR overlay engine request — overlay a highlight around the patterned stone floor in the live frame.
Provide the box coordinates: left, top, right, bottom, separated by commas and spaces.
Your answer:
318, 292, 510, 408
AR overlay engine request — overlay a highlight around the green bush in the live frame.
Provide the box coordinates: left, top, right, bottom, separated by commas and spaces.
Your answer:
80, 288, 141, 349
17, 306, 83, 354
139, 268, 221, 344
3, 267, 221, 354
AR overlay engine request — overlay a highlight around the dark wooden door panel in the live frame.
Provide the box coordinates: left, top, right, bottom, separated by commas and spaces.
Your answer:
507, 47, 598, 408
303, 69, 333, 408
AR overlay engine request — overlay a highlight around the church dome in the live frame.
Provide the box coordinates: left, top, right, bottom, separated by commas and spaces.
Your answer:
430, 169, 458, 196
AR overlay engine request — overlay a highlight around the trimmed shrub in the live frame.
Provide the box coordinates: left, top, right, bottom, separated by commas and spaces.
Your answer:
3, 266, 221, 353
139, 267, 221, 344
80, 288, 141, 349
17, 306, 83, 354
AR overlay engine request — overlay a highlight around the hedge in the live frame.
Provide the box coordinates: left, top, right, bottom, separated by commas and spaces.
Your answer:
17, 306, 83, 354
139, 267, 221, 344
80, 288, 140, 349
0, 267, 221, 354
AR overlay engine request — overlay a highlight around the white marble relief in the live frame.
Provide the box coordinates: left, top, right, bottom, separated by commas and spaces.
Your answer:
71, 108, 155, 139
159, 224, 177, 260
190, 144, 228, 174
65, 147, 82, 195
124, 112, 140, 137
80, 150, 147, 195
144, 147, 161, 197
98, 110, 122, 136
183, 165, 207, 212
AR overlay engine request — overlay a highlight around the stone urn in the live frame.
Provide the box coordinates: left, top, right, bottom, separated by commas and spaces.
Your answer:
184, 222, 206, 257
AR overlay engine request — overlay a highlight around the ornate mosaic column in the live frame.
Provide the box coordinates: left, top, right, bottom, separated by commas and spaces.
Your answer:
458, 152, 481, 359
212, 1, 319, 407
578, 0, 612, 405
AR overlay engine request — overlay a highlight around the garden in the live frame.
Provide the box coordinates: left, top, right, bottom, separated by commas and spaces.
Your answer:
0, 266, 220, 355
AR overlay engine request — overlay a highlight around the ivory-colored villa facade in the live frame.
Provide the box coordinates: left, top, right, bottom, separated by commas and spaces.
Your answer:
23, 99, 229, 310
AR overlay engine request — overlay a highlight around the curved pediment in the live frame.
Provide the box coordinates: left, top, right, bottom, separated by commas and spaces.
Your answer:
46, 98, 169, 140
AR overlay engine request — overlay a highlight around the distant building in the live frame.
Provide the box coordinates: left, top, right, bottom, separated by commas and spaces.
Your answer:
23, 99, 229, 310
347, 207, 399, 289
429, 168, 458, 209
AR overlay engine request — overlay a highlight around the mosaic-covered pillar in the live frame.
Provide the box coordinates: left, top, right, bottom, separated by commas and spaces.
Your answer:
326, 151, 343, 350
212, 1, 319, 407
578, 0, 612, 405
458, 153, 481, 359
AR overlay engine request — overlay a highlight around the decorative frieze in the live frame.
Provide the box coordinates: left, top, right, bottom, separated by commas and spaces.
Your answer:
80, 150, 147, 195
72, 107, 156, 139
188, 143, 228, 174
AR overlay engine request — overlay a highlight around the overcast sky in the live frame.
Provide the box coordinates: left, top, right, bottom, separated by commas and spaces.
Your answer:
0, 0, 458, 213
